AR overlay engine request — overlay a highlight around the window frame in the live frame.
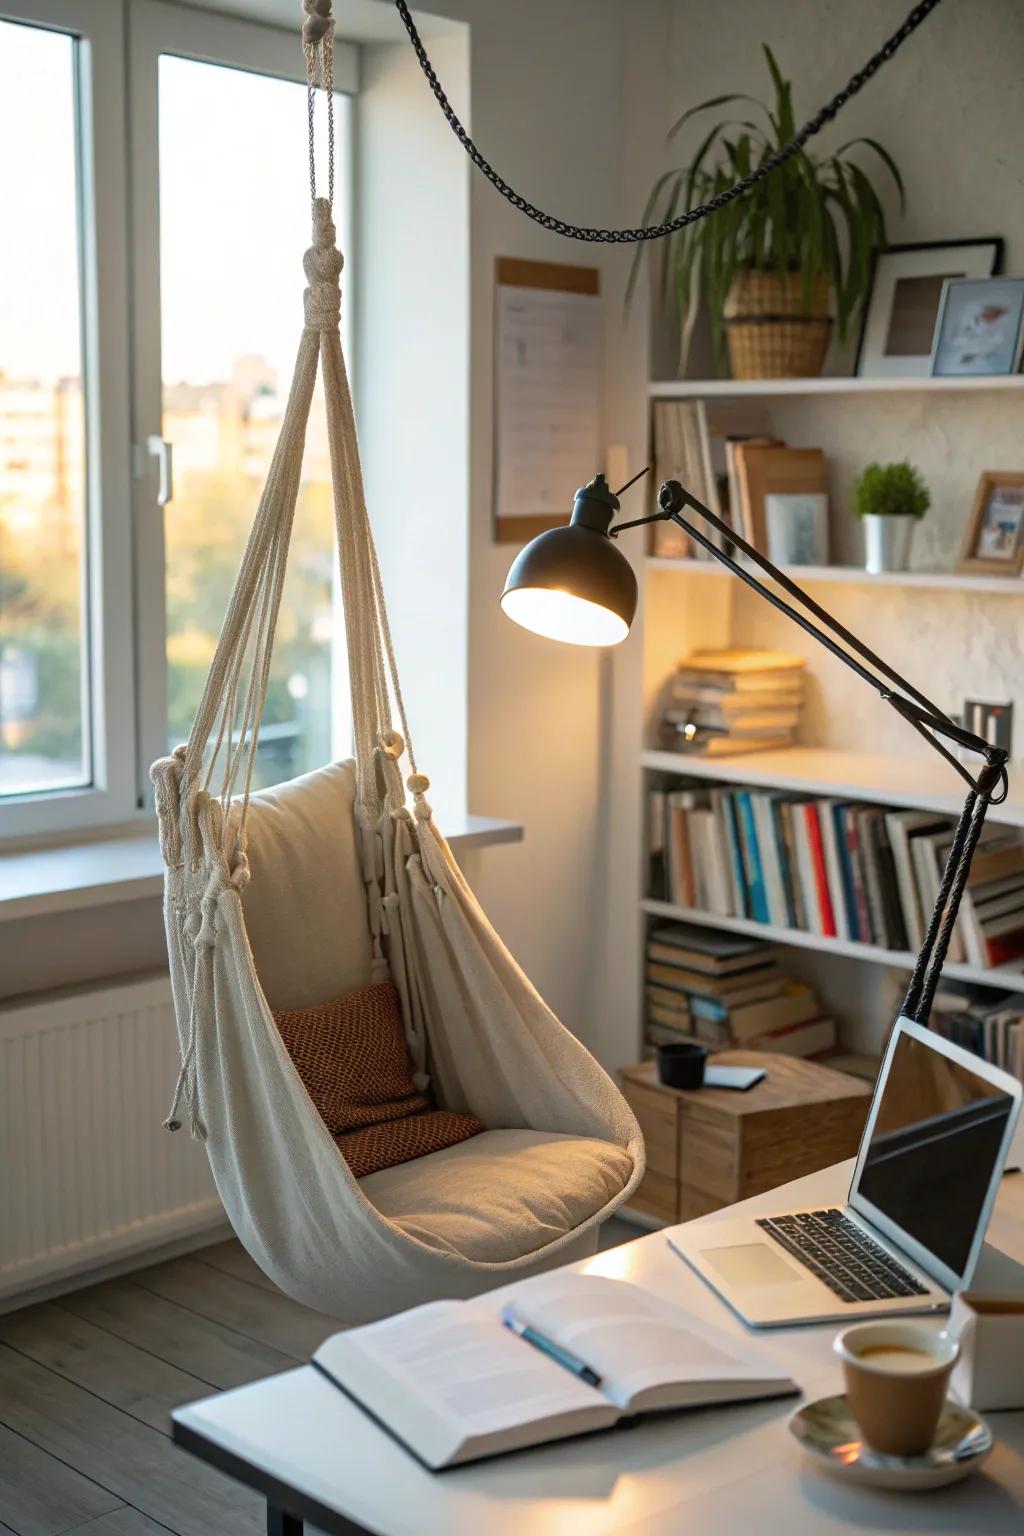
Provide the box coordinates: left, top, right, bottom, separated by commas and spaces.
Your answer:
0, 0, 358, 842
0, 0, 137, 839
128, 0, 359, 812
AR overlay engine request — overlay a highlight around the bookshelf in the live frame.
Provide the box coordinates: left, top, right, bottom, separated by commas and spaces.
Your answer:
649, 375, 1024, 400
645, 557, 1024, 597
641, 747, 1024, 828
605, 365, 1024, 1074
641, 898, 1024, 997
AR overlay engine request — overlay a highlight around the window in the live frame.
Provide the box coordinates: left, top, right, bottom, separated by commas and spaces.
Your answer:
0, 0, 357, 839
156, 55, 351, 790
0, 21, 89, 798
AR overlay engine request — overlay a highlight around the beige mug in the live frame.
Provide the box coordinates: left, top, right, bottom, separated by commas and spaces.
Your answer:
834, 1320, 959, 1457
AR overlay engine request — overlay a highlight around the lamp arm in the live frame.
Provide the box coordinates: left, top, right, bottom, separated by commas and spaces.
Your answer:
613, 481, 1008, 803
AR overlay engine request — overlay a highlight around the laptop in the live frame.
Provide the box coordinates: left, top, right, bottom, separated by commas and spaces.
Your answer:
669, 1017, 1022, 1328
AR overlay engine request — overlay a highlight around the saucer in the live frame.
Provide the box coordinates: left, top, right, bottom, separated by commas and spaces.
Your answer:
788, 1394, 993, 1491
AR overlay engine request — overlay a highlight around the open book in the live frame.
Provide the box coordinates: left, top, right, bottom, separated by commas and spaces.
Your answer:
312, 1274, 797, 1468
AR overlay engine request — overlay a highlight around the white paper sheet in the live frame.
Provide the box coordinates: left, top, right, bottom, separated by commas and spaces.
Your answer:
494, 282, 601, 530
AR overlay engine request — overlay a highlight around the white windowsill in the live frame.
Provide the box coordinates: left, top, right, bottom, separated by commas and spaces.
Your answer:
0, 814, 524, 924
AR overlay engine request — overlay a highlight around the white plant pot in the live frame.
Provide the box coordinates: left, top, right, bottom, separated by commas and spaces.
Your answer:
863, 514, 916, 574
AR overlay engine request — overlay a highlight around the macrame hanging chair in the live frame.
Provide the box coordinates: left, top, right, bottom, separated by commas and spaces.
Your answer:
150, 7, 643, 1325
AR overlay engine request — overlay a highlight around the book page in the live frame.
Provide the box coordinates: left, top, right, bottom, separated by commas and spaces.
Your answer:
315, 1300, 612, 1466
517, 1277, 792, 1412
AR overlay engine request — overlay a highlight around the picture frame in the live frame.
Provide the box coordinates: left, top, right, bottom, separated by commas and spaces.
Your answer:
931, 277, 1024, 377
957, 472, 1024, 576
854, 238, 1003, 379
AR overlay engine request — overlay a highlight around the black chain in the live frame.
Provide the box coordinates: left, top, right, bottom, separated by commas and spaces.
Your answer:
395, 0, 944, 244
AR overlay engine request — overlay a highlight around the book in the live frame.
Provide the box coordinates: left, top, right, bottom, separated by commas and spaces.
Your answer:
312, 1274, 796, 1469
726, 983, 819, 1044
748, 1014, 837, 1058
732, 444, 828, 553
884, 811, 950, 953
674, 648, 806, 680
647, 923, 775, 975
645, 963, 781, 1009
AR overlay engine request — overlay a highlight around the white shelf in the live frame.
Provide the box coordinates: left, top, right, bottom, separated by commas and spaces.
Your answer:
641, 746, 1024, 827
645, 557, 1024, 596
641, 897, 1024, 995
648, 374, 1024, 399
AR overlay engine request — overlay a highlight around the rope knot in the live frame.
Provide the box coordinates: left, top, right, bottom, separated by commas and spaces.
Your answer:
303, 199, 343, 332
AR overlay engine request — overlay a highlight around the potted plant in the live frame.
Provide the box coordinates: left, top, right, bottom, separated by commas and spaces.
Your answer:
852, 460, 930, 573
632, 47, 904, 379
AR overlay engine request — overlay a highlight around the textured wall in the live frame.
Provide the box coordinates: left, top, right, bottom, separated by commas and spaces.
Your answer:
662, 0, 1024, 767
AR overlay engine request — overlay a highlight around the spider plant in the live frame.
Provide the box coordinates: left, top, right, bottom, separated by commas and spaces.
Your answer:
630, 46, 905, 371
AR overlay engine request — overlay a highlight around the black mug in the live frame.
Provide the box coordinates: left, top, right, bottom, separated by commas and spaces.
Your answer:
656, 1041, 709, 1090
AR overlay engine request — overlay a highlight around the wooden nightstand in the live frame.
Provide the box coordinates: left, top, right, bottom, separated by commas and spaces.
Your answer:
620, 1053, 872, 1225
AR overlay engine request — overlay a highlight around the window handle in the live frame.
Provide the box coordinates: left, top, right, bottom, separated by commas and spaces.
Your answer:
146, 434, 174, 507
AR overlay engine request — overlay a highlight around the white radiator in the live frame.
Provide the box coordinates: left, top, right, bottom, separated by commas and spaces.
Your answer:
0, 973, 221, 1302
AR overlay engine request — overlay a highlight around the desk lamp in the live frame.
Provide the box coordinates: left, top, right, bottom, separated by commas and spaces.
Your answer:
501, 472, 1009, 1028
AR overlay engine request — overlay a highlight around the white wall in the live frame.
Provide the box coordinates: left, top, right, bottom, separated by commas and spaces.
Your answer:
388, 0, 668, 1033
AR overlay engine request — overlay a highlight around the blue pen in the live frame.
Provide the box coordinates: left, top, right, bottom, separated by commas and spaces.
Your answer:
501, 1307, 603, 1388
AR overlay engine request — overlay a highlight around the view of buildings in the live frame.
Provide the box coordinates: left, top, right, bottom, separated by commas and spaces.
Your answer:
0, 357, 336, 798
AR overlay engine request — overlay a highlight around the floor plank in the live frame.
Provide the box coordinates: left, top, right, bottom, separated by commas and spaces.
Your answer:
0, 1422, 122, 1536
0, 1346, 261, 1536
62, 1513, 176, 1536
60, 1281, 294, 1391
130, 1257, 339, 1360
0, 1305, 213, 1435
193, 1242, 281, 1297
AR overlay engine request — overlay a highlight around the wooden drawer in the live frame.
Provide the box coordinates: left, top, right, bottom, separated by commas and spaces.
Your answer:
679, 1185, 723, 1222
679, 1117, 738, 1205
621, 1080, 678, 1180
628, 1168, 679, 1225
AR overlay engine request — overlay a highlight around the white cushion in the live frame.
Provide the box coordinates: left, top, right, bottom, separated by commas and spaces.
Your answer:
241, 760, 373, 1012
360, 1129, 634, 1262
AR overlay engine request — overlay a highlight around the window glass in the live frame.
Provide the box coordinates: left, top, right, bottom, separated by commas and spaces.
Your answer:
158, 56, 350, 790
0, 20, 88, 797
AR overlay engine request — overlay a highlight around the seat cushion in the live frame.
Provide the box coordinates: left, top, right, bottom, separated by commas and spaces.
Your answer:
360, 1129, 634, 1261
274, 980, 484, 1177
242, 760, 373, 1012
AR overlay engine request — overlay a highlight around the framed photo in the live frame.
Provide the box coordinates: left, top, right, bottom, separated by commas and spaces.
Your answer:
855, 238, 1003, 379
958, 472, 1024, 576
931, 277, 1024, 377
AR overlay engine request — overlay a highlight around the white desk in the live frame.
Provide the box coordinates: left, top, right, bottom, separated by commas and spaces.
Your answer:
172, 1156, 1024, 1536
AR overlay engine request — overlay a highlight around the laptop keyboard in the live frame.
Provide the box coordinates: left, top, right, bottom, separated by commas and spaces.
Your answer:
755, 1209, 931, 1304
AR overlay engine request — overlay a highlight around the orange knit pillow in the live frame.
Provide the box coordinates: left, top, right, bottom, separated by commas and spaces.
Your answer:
273, 980, 483, 1177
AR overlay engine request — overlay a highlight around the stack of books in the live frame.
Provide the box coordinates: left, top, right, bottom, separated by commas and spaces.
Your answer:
931, 981, 1024, 1079
645, 920, 835, 1059
661, 648, 806, 757
647, 780, 1024, 971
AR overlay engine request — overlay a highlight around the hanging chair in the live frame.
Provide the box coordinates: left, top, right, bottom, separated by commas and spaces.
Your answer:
149, 11, 642, 1325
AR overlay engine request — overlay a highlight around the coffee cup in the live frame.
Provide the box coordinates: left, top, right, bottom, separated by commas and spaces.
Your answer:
833, 1321, 959, 1458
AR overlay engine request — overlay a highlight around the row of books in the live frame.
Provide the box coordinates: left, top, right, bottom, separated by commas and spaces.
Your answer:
650, 399, 829, 561
648, 780, 1024, 971
644, 920, 836, 1059
932, 982, 1024, 1080
659, 647, 806, 757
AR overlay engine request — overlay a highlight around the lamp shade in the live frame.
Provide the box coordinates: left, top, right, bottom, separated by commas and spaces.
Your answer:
500, 474, 637, 647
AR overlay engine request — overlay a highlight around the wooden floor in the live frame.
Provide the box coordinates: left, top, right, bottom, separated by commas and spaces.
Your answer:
0, 1220, 637, 1536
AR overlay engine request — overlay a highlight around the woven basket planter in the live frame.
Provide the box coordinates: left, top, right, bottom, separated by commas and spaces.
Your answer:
723, 270, 831, 380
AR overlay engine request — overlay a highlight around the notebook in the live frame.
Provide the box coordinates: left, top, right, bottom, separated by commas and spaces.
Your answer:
312, 1274, 797, 1468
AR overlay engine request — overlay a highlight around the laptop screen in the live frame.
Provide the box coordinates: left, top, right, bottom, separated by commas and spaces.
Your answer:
852, 1028, 1016, 1281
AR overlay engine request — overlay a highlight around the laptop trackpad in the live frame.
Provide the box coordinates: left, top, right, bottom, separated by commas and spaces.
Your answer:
701, 1242, 802, 1286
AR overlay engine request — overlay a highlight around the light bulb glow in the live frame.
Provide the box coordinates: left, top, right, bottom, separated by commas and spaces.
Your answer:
500, 586, 628, 647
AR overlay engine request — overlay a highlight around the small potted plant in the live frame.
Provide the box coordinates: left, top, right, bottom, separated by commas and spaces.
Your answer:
631, 47, 904, 379
852, 461, 930, 574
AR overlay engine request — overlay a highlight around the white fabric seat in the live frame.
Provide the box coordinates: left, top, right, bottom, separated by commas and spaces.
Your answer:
152, 195, 644, 1324
361, 1130, 634, 1263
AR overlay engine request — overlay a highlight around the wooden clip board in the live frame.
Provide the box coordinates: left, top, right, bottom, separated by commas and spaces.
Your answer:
493, 257, 601, 544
